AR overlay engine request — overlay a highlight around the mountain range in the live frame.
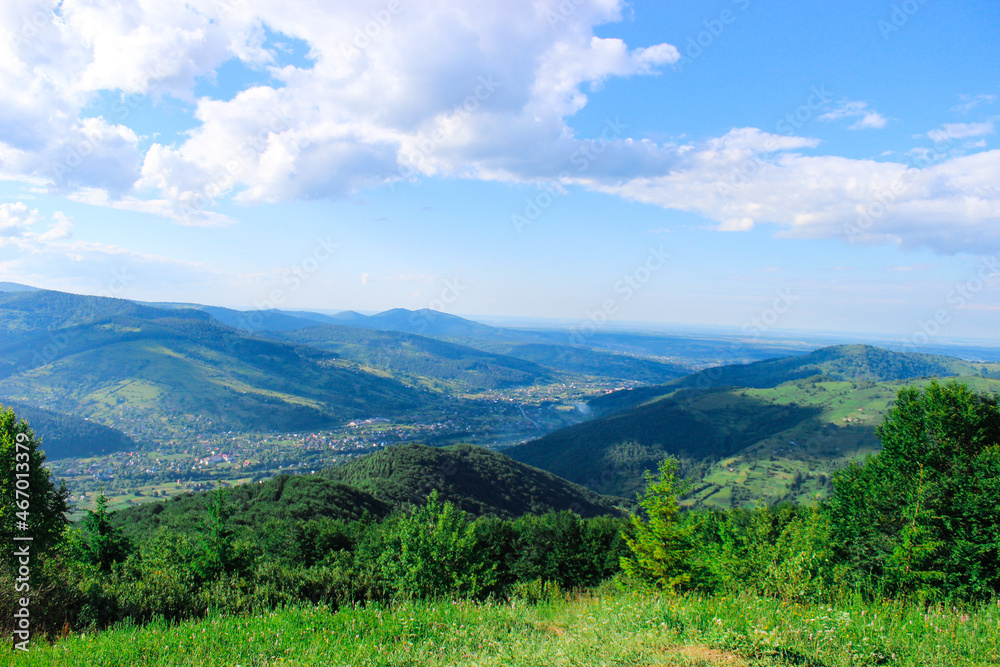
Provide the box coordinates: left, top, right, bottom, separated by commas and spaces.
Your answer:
587, 343, 994, 414
5, 283, 1000, 515
0, 289, 435, 436
173, 300, 691, 385
0, 286, 692, 448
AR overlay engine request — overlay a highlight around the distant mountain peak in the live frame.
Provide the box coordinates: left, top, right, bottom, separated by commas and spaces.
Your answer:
328, 307, 497, 338
0, 282, 41, 292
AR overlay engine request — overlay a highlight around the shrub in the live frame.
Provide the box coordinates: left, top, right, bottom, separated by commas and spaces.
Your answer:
377, 491, 496, 599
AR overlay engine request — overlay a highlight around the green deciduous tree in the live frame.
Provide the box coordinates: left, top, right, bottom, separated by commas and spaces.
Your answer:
827, 381, 1000, 600
0, 406, 69, 558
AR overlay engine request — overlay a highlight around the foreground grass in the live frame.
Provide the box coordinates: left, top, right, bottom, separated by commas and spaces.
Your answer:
14, 591, 1000, 666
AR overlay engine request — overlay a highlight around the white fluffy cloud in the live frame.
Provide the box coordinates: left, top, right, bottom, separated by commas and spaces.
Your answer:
0, 0, 249, 194
130, 0, 682, 205
596, 136, 1000, 253
1, 1, 998, 254
0, 202, 40, 237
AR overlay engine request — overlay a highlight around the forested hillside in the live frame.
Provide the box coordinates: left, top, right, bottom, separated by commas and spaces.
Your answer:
0, 290, 436, 435
590, 344, 997, 414
508, 346, 1000, 502
112, 474, 391, 543
0, 400, 134, 459
506, 388, 821, 497
277, 325, 553, 390
2, 382, 999, 666
320, 443, 626, 518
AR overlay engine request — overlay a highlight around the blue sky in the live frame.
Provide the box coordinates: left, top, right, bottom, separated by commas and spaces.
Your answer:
1, 0, 999, 345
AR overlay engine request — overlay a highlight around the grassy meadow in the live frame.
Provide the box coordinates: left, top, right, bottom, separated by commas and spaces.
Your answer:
16, 590, 1000, 666
688, 375, 1000, 508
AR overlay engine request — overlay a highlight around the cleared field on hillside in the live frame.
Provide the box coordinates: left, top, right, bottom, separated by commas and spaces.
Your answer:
691, 375, 1000, 507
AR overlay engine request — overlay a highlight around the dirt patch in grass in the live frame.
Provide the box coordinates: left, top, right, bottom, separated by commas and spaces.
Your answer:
644, 644, 750, 666
534, 621, 567, 636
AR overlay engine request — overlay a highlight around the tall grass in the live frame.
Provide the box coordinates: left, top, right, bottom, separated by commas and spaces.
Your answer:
654, 591, 1000, 666
13, 590, 1000, 666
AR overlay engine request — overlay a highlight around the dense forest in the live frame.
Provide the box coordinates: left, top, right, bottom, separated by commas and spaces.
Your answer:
507, 388, 822, 495
0, 400, 134, 459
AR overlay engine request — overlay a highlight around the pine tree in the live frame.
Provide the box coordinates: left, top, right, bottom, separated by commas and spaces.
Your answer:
828, 381, 1000, 600
80, 489, 130, 571
620, 457, 702, 591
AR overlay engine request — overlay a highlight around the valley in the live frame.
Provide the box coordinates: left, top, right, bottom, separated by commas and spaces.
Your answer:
4, 285, 1000, 518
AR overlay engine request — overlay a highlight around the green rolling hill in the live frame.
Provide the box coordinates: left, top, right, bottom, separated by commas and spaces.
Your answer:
320, 443, 627, 519
275, 325, 554, 391
0, 399, 136, 459
505, 345, 1000, 504
111, 473, 392, 543
0, 288, 201, 339
111, 442, 625, 542
506, 388, 825, 499
589, 344, 997, 414
282, 309, 690, 383
132, 299, 688, 388
0, 290, 436, 441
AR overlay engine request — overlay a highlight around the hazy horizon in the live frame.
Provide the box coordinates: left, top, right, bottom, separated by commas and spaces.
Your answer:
10, 279, 1000, 357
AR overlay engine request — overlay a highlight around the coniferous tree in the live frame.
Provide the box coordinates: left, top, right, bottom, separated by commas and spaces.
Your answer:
620, 457, 705, 591
80, 489, 130, 572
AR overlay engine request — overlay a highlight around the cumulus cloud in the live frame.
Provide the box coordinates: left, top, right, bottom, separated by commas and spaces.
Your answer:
1, 0, 683, 211
0, 1, 998, 254
130, 0, 682, 203
0, 0, 252, 196
596, 140, 1000, 254
0, 202, 40, 237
